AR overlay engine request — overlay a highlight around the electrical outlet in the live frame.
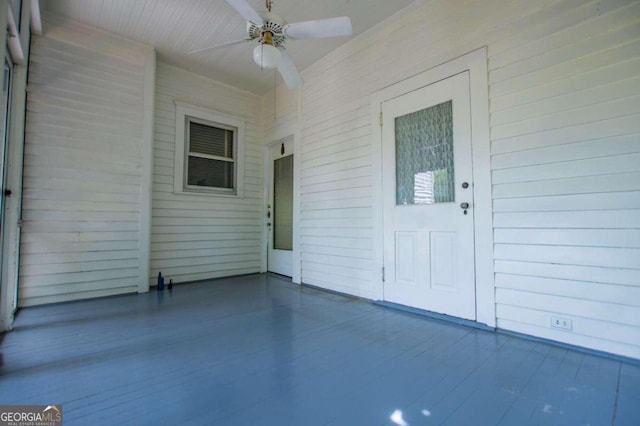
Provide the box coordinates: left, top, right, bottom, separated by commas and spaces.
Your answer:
551, 316, 572, 331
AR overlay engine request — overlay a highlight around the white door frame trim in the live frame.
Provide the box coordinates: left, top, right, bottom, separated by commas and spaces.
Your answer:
370, 47, 495, 327
262, 133, 301, 284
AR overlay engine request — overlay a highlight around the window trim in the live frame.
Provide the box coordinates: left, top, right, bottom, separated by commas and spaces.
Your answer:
174, 102, 245, 197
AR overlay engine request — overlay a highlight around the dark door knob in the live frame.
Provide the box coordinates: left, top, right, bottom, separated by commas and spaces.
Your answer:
460, 202, 469, 209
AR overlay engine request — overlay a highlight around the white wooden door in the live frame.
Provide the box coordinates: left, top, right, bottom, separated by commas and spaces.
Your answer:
382, 72, 476, 320
267, 138, 294, 277
0, 59, 12, 309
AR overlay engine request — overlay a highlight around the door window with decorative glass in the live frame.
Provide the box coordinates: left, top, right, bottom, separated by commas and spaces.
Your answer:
395, 100, 454, 205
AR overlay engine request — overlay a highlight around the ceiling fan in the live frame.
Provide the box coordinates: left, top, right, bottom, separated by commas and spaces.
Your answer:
190, 0, 353, 89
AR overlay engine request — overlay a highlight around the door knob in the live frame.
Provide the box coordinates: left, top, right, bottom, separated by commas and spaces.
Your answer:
460, 202, 469, 209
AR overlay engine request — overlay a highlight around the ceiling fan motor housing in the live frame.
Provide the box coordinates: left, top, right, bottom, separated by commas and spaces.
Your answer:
248, 11, 287, 47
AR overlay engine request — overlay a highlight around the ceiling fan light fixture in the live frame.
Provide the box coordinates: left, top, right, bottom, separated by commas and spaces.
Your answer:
209, 0, 352, 90
253, 31, 281, 69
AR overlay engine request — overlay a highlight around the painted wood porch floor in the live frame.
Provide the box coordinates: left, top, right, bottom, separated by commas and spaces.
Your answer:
1, 274, 638, 425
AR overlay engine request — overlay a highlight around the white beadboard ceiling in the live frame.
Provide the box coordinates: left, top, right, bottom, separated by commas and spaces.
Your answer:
44, 0, 415, 94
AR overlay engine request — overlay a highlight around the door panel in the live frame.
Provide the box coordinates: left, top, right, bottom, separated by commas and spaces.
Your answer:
382, 71, 476, 320
395, 232, 417, 285
430, 232, 455, 290
267, 138, 293, 277
273, 154, 293, 251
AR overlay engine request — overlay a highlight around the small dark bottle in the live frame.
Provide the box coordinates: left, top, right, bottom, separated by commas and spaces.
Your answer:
157, 272, 164, 291
168, 279, 173, 290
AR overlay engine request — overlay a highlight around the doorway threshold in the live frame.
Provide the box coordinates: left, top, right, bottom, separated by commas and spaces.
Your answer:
373, 300, 494, 332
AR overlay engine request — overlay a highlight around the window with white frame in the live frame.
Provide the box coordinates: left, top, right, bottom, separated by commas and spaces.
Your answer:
174, 102, 245, 196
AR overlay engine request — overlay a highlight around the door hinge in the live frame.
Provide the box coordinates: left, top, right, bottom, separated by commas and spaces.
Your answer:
382, 266, 385, 282
379, 112, 383, 127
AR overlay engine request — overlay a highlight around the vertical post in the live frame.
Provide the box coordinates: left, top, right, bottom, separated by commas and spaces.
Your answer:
0, 0, 32, 330
291, 85, 302, 284
138, 48, 156, 294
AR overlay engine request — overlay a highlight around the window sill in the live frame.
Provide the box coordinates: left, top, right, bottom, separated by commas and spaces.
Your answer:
174, 188, 243, 198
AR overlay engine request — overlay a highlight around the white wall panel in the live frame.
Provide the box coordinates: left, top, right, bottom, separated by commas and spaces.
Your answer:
150, 62, 262, 284
489, 0, 640, 359
20, 14, 151, 306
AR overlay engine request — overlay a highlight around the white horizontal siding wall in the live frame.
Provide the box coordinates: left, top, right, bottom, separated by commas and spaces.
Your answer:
489, 0, 640, 359
263, 0, 640, 358
21, 14, 151, 306
151, 63, 262, 284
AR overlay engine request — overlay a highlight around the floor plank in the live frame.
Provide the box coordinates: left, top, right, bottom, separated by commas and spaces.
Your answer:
0, 273, 638, 425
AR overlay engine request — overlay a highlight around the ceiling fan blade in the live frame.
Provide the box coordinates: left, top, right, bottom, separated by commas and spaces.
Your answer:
277, 47, 302, 89
225, 0, 264, 26
284, 16, 352, 39
188, 38, 253, 55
